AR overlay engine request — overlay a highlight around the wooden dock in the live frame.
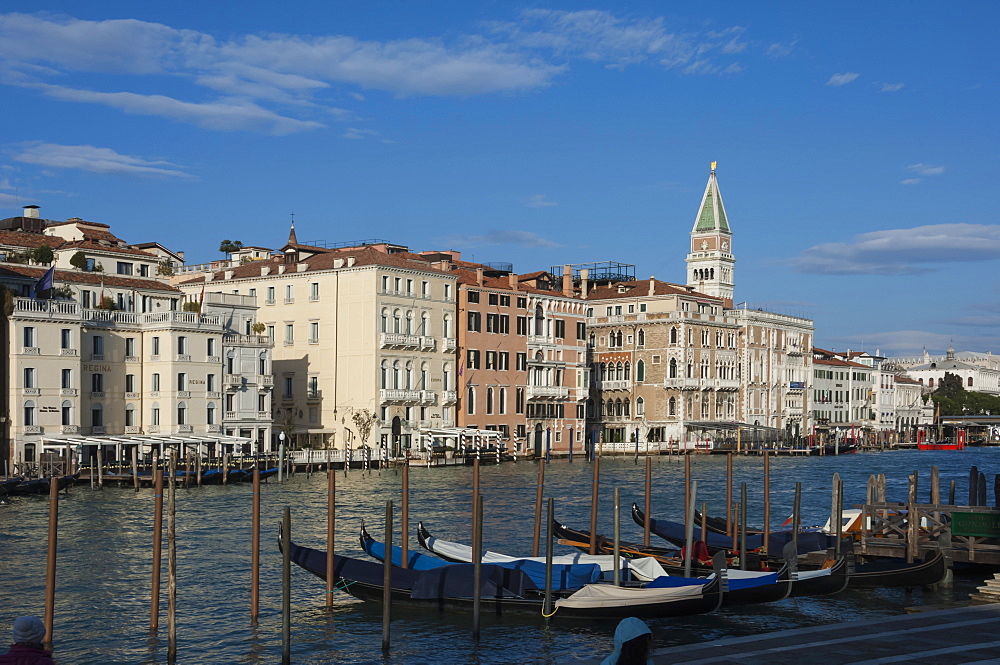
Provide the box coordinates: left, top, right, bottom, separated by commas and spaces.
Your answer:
578, 603, 1000, 664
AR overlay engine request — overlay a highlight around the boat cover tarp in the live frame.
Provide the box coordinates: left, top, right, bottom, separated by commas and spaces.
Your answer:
290, 542, 538, 599
422, 532, 668, 581
555, 582, 705, 609
793, 568, 832, 582
645, 569, 779, 591
364, 536, 602, 590
646, 514, 832, 554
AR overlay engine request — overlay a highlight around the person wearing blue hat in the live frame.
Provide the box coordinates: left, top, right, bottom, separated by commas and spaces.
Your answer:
0, 616, 54, 665
600, 617, 653, 665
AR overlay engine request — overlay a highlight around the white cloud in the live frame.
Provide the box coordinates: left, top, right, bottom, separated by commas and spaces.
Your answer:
765, 39, 797, 59
907, 163, 945, 176
441, 229, 559, 248
900, 178, 922, 185
524, 194, 558, 208
792, 223, 1000, 275
12, 142, 194, 178
880, 82, 904, 92
342, 127, 380, 140
826, 72, 860, 86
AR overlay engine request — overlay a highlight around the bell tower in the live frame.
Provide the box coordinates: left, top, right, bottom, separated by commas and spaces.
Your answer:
685, 162, 735, 305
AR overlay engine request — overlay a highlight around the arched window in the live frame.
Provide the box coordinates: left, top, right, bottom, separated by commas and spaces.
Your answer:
381, 308, 389, 333
393, 309, 402, 333
535, 304, 545, 336
623, 399, 630, 417
669, 358, 678, 378
393, 361, 402, 389
177, 402, 187, 425
668, 397, 676, 416
670, 327, 678, 344
442, 364, 451, 391
443, 314, 452, 338
616, 362, 624, 380
637, 329, 645, 346
686, 363, 693, 379
623, 362, 631, 381
928, 378, 935, 388
405, 361, 414, 389
616, 331, 623, 347
226, 350, 236, 374
498, 387, 507, 415
421, 312, 430, 335
636, 360, 645, 382
586, 399, 594, 418
259, 352, 267, 375
606, 400, 614, 416
23, 400, 36, 427
600, 363, 607, 382
406, 310, 414, 334
151, 403, 160, 426
61, 400, 72, 426
968, 377, 974, 387
205, 402, 215, 425
380, 361, 389, 389
420, 363, 429, 390
636, 397, 644, 416
486, 387, 494, 415
467, 386, 476, 415
125, 403, 136, 427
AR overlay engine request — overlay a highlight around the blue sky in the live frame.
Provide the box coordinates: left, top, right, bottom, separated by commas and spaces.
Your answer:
2, 2, 998, 357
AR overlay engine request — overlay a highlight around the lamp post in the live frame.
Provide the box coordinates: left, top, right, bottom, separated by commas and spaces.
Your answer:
278, 431, 286, 482
834, 427, 841, 456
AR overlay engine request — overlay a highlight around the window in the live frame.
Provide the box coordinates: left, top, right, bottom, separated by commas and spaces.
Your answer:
516, 317, 527, 335
638, 329, 645, 347
116, 261, 134, 275
285, 324, 294, 345
498, 352, 509, 370
486, 387, 494, 414
266, 287, 275, 304
555, 320, 565, 338
152, 336, 161, 356
177, 373, 187, 391
249, 288, 257, 299
637, 360, 645, 382
284, 377, 293, 398
466, 386, 476, 414
125, 374, 136, 392
258, 394, 267, 412
309, 322, 319, 343
422, 281, 429, 298
207, 374, 216, 392
178, 336, 188, 356
382, 275, 390, 292
61, 401, 72, 426
125, 403, 136, 427
394, 277, 402, 292
308, 376, 319, 398
486, 351, 497, 370
636, 397, 645, 416
467, 291, 480, 304
406, 279, 414, 295
443, 314, 452, 338
23, 326, 35, 348
488, 293, 498, 306
177, 402, 187, 425
61, 369, 72, 389
516, 387, 525, 414
23, 367, 35, 389
206, 403, 216, 425
151, 404, 160, 426
577, 322, 586, 340
444, 284, 452, 300
207, 338, 217, 357
310, 282, 319, 301
516, 353, 527, 371
499, 387, 507, 414
467, 349, 480, 370
91, 403, 103, 427
284, 284, 294, 303
61, 329, 72, 349
152, 373, 160, 392
91, 373, 103, 392
92, 335, 104, 356
467, 311, 481, 332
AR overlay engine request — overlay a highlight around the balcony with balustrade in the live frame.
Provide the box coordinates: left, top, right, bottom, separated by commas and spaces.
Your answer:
380, 388, 422, 403
599, 379, 631, 391
663, 377, 703, 390
380, 332, 423, 348
442, 390, 458, 404
527, 385, 570, 400
419, 390, 437, 405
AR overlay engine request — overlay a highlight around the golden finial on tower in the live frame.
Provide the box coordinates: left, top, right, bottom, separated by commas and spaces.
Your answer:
710, 161, 717, 172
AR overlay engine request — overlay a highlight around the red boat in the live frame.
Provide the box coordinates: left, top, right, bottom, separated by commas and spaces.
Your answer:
916, 427, 965, 450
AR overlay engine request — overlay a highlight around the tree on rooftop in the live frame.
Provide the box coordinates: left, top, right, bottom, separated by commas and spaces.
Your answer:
69, 251, 88, 271
30, 245, 54, 266
219, 240, 244, 256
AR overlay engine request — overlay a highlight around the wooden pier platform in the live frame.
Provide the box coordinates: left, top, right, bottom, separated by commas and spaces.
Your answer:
577, 603, 1000, 664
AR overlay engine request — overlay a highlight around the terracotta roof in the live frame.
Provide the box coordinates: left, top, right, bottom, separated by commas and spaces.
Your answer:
895, 376, 922, 385
58, 239, 157, 257
45, 219, 111, 229
454, 268, 578, 298
0, 231, 60, 249
0, 265, 179, 291
585, 279, 717, 302
177, 246, 455, 285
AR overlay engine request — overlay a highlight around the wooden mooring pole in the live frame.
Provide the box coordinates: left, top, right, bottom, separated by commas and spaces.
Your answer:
401, 462, 409, 569
684, 454, 691, 540
282, 506, 291, 665
473, 493, 483, 638
589, 458, 600, 555
725, 453, 733, 540
150, 462, 163, 632
382, 500, 393, 653
684, 480, 698, 578
762, 451, 770, 556
326, 468, 336, 608
251, 468, 261, 624
167, 452, 177, 662
544, 497, 555, 618
43, 470, 59, 646
132, 447, 140, 492
739, 483, 747, 570
532, 460, 545, 557
907, 471, 919, 564
643, 457, 651, 547
614, 488, 621, 586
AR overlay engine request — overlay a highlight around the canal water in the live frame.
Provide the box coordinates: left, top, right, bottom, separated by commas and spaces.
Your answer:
2, 449, 998, 664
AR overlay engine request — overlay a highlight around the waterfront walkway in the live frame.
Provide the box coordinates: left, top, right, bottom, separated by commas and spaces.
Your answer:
578, 603, 1000, 664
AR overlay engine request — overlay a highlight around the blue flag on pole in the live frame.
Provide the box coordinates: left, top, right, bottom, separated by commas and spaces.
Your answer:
30, 265, 55, 299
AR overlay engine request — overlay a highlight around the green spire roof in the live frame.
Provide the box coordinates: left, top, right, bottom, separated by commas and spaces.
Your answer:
693, 170, 730, 233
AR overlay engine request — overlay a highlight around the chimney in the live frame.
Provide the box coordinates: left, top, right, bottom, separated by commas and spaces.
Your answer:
23, 205, 39, 219
562, 265, 573, 297
580, 269, 589, 299
476, 268, 484, 286
648, 276, 655, 296
509, 273, 517, 290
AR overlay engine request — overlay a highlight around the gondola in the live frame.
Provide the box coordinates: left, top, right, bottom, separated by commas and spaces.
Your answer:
632, 504, 833, 556
789, 556, 851, 596
282, 531, 726, 619
362, 522, 603, 591
849, 551, 947, 588
417, 522, 671, 581
5, 473, 78, 496
242, 467, 279, 482
0, 477, 25, 496
551, 517, 707, 571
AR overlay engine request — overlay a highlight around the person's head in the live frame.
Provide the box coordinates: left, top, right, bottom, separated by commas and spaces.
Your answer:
611, 617, 652, 665
12, 616, 46, 645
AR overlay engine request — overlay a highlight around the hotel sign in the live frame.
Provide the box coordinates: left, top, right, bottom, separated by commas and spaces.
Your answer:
952, 511, 1000, 538
789, 381, 805, 389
